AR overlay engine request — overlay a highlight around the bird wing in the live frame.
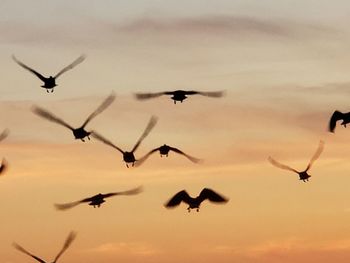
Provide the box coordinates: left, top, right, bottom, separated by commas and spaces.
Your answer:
134, 92, 168, 100
305, 140, 325, 172
187, 90, 225, 97
268, 156, 299, 173
329, 110, 344, 132
54, 55, 85, 78
0, 158, 8, 175
0, 129, 9, 142
13, 243, 46, 263
198, 188, 229, 204
12, 55, 47, 82
131, 116, 158, 153
82, 93, 116, 128
168, 146, 202, 163
164, 190, 192, 208
102, 186, 143, 198
54, 200, 84, 211
134, 147, 160, 167
53, 231, 77, 263
91, 132, 124, 154
32, 106, 74, 131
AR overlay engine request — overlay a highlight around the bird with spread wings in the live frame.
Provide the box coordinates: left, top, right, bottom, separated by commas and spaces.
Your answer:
32, 93, 115, 142
135, 89, 225, 104
268, 140, 325, 182
165, 188, 228, 212
55, 186, 143, 210
12, 55, 85, 93
13, 231, 77, 263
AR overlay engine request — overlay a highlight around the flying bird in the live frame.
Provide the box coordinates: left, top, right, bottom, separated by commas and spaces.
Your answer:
0, 158, 8, 175
12, 54, 85, 93
134, 90, 225, 104
32, 93, 115, 142
92, 116, 158, 167
165, 188, 228, 212
0, 129, 9, 175
268, 140, 324, 182
54, 186, 143, 210
13, 231, 77, 263
136, 144, 201, 166
329, 110, 350, 133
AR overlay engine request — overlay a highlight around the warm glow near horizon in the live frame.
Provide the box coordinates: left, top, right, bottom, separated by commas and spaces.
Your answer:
2, 1, 350, 263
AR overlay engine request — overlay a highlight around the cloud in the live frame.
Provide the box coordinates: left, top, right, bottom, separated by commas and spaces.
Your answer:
87, 242, 160, 256
118, 15, 338, 40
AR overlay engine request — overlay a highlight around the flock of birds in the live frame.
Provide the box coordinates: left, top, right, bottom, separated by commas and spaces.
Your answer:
1, 54, 348, 262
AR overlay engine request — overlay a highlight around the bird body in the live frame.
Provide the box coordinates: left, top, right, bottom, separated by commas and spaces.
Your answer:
12, 55, 85, 93
165, 188, 228, 212
135, 89, 224, 104
329, 110, 350, 132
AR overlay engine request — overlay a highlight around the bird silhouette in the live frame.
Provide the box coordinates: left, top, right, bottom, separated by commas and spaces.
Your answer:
54, 186, 142, 210
0, 129, 9, 175
92, 116, 158, 167
13, 231, 76, 263
136, 144, 201, 166
32, 93, 115, 142
165, 188, 228, 212
12, 55, 85, 93
268, 140, 324, 182
329, 110, 350, 132
134, 90, 225, 104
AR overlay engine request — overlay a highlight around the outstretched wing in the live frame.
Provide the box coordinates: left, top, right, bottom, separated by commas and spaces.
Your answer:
185, 90, 225, 98
131, 116, 158, 153
91, 132, 124, 154
0, 129, 9, 142
268, 156, 299, 174
164, 190, 192, 208
12, 55, 47, 82
134, 92, 170, 100
54, 55, 85, 78
53, 231, 77, 263
0, 158, 8, 175
82, 93, 116, 128
168, 146, 202, 163
134, 147, 160, 167
198, 188, 228, 204
329, 110, 344, 133
13, 243, 46, 263
32, 106, 74, 131
103, 186, 143, 198
305, 140, 325, 172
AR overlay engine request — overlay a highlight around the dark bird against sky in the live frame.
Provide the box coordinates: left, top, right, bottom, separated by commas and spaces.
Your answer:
0, 129, 9, 175
13, 231, 77, 263
135, 90, 225, 104
165, 188, 228, 212
12, 55, 85, 93
31, 93, 115, 142
92, 116, 158, 167
268, 140, 325, 182
54, 186, 143, 210
136, 144, 201, 166
329, 110, 350, 133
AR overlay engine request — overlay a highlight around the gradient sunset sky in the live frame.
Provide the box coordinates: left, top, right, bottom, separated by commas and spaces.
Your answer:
2, 1, 350, 263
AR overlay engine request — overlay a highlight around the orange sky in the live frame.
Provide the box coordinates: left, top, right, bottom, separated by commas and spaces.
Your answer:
2, 1, 350, 263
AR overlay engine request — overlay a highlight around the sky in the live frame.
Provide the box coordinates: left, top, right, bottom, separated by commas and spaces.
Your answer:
2, 1, 350, 262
